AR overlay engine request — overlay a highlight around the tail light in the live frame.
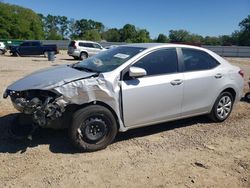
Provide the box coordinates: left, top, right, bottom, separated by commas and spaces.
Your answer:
238, 70, 244, 78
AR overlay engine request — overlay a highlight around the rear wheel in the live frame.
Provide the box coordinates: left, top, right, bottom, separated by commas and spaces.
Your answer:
12, 52, 19, 56
0, 49, 4, 55
80, 52, 88, 60
69, 105, 117, 152
209, 92, 234, 122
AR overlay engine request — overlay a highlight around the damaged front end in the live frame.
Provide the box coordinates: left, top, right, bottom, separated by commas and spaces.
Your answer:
4, 89, 65, 127
3, 63, 126, 133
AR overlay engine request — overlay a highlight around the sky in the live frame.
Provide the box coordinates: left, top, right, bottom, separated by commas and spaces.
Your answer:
3, 0, 250, 38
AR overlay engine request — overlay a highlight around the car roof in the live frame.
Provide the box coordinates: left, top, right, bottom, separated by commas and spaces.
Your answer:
121, 43, 229, 67
74, 40, 98, 44
124, 43, 206, 51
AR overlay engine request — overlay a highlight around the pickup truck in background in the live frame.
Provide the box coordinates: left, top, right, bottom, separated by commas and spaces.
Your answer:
9, 41, 58, 56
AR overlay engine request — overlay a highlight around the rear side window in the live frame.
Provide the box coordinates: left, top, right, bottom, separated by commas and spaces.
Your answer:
78, 42, 85, 47
182, 48, 219, 72
134, 48, 178, 76
78, 42, 94, 48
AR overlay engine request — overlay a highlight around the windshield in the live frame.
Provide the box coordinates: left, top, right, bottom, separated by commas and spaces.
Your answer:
72, 46, 145, 73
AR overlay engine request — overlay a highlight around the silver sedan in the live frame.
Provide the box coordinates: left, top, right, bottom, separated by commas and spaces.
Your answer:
4, 43, 245, 151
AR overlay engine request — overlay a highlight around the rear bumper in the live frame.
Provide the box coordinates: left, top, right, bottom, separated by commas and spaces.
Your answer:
67, 50, 80, 57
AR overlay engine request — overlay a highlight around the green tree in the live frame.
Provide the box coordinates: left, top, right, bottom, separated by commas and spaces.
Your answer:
120, 24, 137, 42
0, 2, 44, 39
156, 33, 169, 43
73, 19, 104, 39
68, 19, 78, 39
202, 36, 221, 45
237, 15, 250, 46
169, 29, 190, 42
187, 34, 203, 44
102, 28, 120, 42
58, 16, 69, 39
83, 30, 101, 41
134, 29, 151, 43
219, 35, 233, 46
43, 14, 62, 39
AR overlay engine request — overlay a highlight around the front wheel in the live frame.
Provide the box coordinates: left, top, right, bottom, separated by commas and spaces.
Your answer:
69, 105, 118, 152
208, 92, 234, 122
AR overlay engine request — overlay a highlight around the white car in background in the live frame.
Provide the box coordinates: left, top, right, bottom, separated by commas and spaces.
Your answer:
0, 42, 7, 55
67, 40, 106, 60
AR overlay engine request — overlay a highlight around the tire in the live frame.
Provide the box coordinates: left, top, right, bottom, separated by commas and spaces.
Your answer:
80, 52, 88, 60
0, 49, 4, 55
69, 105, 118, 152
208, 92, 234, 122
12, 52, 19, 57
245, 92, 250, 102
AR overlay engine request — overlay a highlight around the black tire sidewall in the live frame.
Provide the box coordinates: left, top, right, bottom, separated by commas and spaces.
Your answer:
211, 92, 234, 122
69, 105, 117, 152
80, 52, 87, 60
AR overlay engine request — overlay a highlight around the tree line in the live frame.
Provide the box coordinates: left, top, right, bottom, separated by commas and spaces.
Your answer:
0, 2, 249, 46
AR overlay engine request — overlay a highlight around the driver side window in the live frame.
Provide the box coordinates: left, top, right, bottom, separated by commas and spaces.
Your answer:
133, 48, 178, 76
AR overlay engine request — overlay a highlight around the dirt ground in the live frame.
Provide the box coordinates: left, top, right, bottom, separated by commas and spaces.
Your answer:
0, 52, 249, 188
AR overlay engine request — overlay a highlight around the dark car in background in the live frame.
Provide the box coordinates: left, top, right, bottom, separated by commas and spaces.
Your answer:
9, 41, 58, 56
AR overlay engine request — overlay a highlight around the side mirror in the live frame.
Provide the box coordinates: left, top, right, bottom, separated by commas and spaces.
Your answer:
129, 67, 147, 78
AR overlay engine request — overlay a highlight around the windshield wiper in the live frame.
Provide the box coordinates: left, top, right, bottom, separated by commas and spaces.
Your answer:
71, 65, 100, 73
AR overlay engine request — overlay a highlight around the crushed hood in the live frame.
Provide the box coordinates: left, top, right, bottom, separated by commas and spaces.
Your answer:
7, 65, 96, 91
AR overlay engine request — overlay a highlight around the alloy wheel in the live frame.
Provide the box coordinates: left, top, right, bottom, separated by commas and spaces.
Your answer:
216, 96, 232, 119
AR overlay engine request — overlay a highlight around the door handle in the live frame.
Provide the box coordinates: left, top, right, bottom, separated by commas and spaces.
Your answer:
215, 73, 223, 79
170, 79, 183, 86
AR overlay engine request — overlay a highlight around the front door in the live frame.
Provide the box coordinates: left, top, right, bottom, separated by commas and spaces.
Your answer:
121, 48, 184, 127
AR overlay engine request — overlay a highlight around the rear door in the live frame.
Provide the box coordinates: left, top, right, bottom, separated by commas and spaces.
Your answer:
180, 48, 221, 116
121, 48, 184, 127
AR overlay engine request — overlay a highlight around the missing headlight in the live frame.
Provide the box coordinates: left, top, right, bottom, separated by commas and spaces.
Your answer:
9, 90, 65, 127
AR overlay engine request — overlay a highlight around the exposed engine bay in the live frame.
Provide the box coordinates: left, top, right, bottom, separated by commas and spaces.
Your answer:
4, 90, 65, 127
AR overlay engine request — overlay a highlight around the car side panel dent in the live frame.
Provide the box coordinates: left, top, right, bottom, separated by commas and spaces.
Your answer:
53, 74, 127, 132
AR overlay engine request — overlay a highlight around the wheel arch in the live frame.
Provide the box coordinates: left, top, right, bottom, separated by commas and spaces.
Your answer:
209, 86, 237, 113
221, 87, 236, 101
65, 101, 120, 129
80, 51, 88, 57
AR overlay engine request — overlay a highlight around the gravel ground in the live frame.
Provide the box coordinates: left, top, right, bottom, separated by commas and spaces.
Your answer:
0, 52, 249, 188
